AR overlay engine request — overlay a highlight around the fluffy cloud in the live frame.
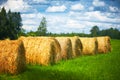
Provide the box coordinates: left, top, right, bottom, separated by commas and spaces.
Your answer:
46, 5, 67, 12
21, 12, 45, 31
66, 19, 85, 29
21, 13, 45, 20
71, 3, 84, 11
69, 11, 120, 24
93, 0, 105, 7
68, 11, 120, 32
46, 15, 68, 33
22, 12, 88, 33
0, 0, 31, 12
47, 15, 92, 33
22, 10, 120, 33
109, 6, 119, 12
85, 11, 120, 24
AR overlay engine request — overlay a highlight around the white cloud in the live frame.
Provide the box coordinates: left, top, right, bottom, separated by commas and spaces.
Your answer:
31, 0, 49, 4
85, 11, 106, 21
33, 0, 46, 3
68, 11, 120, 33
93, 0, 105, 7
69, 11, 120, 24
34, 14, 86, 33
109, 6, 119, 12
22, 11, 120, 33
47, 15, 91, 33
0, 0, 31, 12
22, 25, 37, 31
22, 20, 37, 25
66, 18, 120, 33
71, 3, 84, 11
21, 13, 45, 19
66, 19, 85, 29
47, 16, 66, 25
21, 13, 68, 33
46, 5, 67, 12
21, 12, 46, 31
89, 6, 94, 11
84, 11, 120, 23
46, 15, 68, 33
21, 10, 120, 33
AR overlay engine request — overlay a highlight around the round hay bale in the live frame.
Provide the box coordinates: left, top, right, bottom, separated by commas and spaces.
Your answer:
68, 36, 82, 58
0, 40, 26, 74
55, 37, 72, 60
79, 37, 98, 55
20, 37, 61, 66
97, 36, 111, 53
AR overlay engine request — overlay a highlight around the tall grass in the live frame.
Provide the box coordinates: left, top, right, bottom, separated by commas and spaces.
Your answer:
0, 39, 120, 80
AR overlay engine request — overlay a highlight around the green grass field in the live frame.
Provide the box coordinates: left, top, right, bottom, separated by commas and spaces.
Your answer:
0, 39, 120, 80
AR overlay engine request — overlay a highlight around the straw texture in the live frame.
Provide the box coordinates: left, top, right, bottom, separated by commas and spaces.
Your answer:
80, 37, 98, 55
20, 37, 61, 66
97, 36, 111, 53
0, 40, 26, 74
68, 36, 82, 58
56, 37, 72, 60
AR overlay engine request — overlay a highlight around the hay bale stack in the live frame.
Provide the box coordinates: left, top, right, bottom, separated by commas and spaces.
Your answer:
55, 37, 72, 60
20, 37, 61, 66
68, 36, 82, 58
79, 37, 98, 55
97, 36, 111, 53
0, 40, 26, 74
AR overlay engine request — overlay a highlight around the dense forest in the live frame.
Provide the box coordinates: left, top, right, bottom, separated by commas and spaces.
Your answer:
0, 7, 120, 39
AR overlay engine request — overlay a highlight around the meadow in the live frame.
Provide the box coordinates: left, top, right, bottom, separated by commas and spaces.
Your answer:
0, 39, 120, 80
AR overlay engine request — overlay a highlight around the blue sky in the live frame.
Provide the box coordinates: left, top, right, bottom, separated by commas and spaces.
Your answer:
0, 0, 120, 33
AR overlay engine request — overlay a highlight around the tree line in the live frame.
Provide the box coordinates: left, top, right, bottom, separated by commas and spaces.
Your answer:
90, 26, 120, 39
26, 25, 120, 39
0, 7, 120, 39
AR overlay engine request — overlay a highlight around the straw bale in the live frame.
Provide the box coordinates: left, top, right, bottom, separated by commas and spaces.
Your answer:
97, 36, 111, 53
0, 40, 26, 74
68, 36, 82, 58
55, 37, 72, 60
20, 37, 61, 66
79, 37, 98, 55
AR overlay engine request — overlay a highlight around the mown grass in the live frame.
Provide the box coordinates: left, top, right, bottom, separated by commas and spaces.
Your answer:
0, 39, 120, 80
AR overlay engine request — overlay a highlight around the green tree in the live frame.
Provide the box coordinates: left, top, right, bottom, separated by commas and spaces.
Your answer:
8, 11, 22, 39
0, 7, 22, 39
27, 31, 36, 36
99, 28, 120, 39
36, 17, 47, 36
90, 26, 100, 37
0, 7, 8, 39
18, 28, 26, 37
